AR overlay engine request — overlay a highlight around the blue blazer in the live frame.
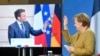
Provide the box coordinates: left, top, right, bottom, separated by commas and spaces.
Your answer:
8, 21, 43, 43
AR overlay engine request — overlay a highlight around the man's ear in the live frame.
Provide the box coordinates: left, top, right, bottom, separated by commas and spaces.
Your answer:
17, 17, 20, 20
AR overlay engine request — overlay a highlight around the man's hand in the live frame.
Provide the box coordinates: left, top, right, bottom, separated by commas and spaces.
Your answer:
43, 20, 48, 30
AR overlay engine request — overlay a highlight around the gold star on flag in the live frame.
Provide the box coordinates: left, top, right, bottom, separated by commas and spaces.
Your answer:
46, 30, 50, 34
44, 11, 48, 16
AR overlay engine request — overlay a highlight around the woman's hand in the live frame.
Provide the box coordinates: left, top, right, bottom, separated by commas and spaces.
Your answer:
63, 16, 68, 26
63, 16, 68, 30
65, 45, 74, 52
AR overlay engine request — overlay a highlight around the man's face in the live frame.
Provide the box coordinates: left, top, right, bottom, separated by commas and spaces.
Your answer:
74, 18, 82, 31
18, 12, 26, 22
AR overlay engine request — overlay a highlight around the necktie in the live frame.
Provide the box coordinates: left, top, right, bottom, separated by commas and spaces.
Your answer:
21, 23, 25, 33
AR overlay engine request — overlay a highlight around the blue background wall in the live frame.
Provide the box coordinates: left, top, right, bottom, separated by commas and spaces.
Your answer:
62, 0, 94, 56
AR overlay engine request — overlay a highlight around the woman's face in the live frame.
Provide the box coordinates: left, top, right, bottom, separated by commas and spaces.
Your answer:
74, 18, 82, 31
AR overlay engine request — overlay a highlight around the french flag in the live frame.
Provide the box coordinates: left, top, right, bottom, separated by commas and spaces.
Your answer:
33, 4, 47, 47
90, 0, 100, 56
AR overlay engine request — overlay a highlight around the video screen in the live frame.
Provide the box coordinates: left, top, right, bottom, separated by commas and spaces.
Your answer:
0, 4, 61, 47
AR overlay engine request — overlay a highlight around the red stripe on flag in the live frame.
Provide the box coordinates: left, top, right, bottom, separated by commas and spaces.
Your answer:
35, 34, 47, 47
98, 54, 100, 56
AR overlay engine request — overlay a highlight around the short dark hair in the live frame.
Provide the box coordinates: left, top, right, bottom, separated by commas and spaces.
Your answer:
14, 9, 25, 20
74, 13, 90, 27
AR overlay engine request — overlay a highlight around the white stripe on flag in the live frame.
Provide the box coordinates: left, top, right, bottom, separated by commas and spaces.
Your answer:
90, 11, 100, 55
33, 11, 43, 30
96, 11, 100, 55
90, 14, 96, 33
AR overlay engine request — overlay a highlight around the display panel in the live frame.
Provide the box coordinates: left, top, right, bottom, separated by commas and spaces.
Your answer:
0, 4, 61, 47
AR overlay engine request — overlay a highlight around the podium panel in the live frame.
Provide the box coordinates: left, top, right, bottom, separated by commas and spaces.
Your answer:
11, 38, 42, 47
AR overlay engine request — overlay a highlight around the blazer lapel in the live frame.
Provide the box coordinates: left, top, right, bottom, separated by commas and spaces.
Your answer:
15, 21, 26, 38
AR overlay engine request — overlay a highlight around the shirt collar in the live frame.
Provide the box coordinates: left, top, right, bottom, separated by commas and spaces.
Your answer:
16, 20, 23, 25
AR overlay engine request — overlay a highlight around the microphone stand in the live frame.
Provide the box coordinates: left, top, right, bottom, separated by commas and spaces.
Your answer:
22, 48, 26, 56
18, 48, 20, 56
29, 48, 32, 56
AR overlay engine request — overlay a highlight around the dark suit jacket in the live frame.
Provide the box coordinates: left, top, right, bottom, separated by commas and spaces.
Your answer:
8, 21, 43, 43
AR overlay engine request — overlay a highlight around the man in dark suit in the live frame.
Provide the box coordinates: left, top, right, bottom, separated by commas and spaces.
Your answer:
8, 9, 47, 43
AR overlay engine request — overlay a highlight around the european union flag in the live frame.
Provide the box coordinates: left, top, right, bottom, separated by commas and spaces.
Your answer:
42, 4, 52, 47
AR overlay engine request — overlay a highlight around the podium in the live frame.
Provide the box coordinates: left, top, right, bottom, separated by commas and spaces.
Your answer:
10, 38, 42, 56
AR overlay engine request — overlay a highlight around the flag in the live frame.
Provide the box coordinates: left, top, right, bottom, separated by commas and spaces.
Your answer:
33, 4, 47, 47
42, 4, 52, 47
35, 34, 47, 47
90, 0, 100, 55
51, 4, 61, 47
